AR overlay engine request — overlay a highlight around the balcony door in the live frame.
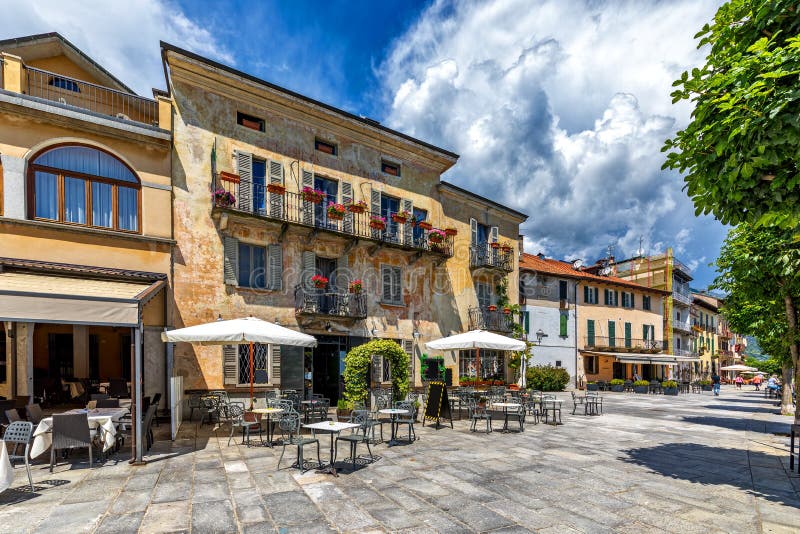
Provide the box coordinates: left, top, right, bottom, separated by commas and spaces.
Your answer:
316, 256, 338, 313
381, 195, 401, 243
314, 175, 339, 228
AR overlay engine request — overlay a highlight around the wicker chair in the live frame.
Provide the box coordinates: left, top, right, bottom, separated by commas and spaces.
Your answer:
5, 408, 21, 424
151, 393, 162, 426
277, 411, 321, 472
25, 404, 44, 426
3, 421, 34, 491
50, 413, 96, 472
107, 379, 129, 398
96, 398, 120, 408
334, 410, 374, 470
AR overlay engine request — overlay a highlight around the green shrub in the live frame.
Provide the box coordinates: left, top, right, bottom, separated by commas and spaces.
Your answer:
336, 399, 353, 411
525, 365, 570, 391
610, 379, 625, 385
699, 379, 712, 386
587, 381, 597, 384
634, 380, 650, 387
662, 380, 678, 388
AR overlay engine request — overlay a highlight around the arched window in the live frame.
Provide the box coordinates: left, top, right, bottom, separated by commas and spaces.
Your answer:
28, 145, 140, 232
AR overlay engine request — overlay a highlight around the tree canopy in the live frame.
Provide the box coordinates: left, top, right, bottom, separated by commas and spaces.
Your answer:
662, 0, 800, 227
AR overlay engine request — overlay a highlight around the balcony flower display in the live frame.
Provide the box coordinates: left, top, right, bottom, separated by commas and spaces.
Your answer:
302, 187, 326, 204
214, 188, 235, 207
348, 279, 363, 293
369, 215, 387, 230
428, 229, 446, 244
391, 209, 412, 224
444, 228, 457, 236
267, 183, 286, 194
311, 274, 328, 289
500, 241, 513, 252
502, 307, 511, 315
346, 199, 368, 213
417, 221, 433, 231
326, 202, 347, 220
490, 241, 501, 249
487, 304, 498, 312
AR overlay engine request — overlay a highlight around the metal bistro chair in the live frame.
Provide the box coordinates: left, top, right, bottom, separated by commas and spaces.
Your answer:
277, 411, 321, 473
393, 401, 416, 443
468, 399, 492, 433
188, 393, 202, 422
571, 391, 587, 415
542, 396, 562, 426
25, 404, 44, 426
3, 421, 34, 491
151, 393, 162, 427
334, 410, 375, 471
50, 413, 97, 472
585, 392, 604, 415
199, 395, 221, 427
649, 380, 662, 395
505, 403, 526, 432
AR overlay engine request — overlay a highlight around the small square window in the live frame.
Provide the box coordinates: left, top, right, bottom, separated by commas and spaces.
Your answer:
381, 160, 400, 176
555, 360, 562, 368
315, 138, 337, 156
237, 112, 264, 132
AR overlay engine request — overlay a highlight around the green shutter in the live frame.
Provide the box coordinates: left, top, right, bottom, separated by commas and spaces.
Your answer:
587, 320, 595, 346
524, 311, 530, 334
630, 293, 635, 308
624, 322, 632, 348
584, 285, 589, 303
560, 313, 567, 337
608, 321, 616, 347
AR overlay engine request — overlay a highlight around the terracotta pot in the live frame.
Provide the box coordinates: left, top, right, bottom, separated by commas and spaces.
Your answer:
267, 184, 286, 194
348, 204, 366, 214
418, 222, 433, 230
444, 228, 457, 236
391, 215, 408, 224
490, 242, 501, 249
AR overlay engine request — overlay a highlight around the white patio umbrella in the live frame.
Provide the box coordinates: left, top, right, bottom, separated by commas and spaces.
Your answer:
719, 364, 759, 372
162, 317, 317, 405
426, 330, 526, 386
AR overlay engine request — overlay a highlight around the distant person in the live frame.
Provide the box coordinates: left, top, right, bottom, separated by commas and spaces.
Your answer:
711, 373, 721, 396
767, 375, 781, 396
752, 374, 762, 391
734, 375, 744, 389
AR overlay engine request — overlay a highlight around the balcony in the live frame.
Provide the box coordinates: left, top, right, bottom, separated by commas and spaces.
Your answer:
214, 174, 453, 257
468, 306, 515, 333
673, 320, 694, 335
672, 288, 692, 306
294, 287, 367, 319
24, 66, 159, 126
584, 336, 664, 353
470, 243, 513, 272
673, 348, 696, 358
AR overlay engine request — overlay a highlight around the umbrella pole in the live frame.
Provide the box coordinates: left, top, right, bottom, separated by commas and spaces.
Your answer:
249, 341, 254, 409
475, 347, 480, 387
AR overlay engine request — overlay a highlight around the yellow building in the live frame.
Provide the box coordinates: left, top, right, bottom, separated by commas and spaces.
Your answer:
692, 293, 721, 378
0, 33, 172, 419
161, 43, 526, 399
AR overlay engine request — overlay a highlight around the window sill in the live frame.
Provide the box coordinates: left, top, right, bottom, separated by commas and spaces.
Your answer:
0, 216, 174, 244
235, 285, 276, 294
380, 301, 405, 308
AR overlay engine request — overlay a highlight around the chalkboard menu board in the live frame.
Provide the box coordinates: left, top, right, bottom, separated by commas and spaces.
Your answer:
423, 381, 453, 428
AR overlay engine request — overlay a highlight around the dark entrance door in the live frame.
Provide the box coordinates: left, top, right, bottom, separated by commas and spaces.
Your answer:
316, 257, 338, 313
312, 340, 341, 403
120, 334, 132, 380
48, 333, 74, 379
641, 364, 653, 380
612, 362, 624, 380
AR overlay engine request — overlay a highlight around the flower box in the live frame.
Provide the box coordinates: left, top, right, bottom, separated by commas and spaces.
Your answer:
502, 307, 511, 315
267, 183, 286, 195
349, 279, 363, 293
311, 275, 328, 289
218, 171, 240, 183
634, 386, 649, 394
428, 229, 446, 244
490, 242, 501, 249
326, 202, 346, 220
418, 221, 433, 231
302, 187, 325, 204
391, 210, 411, 224
501, 244, 513, 252
487, 305, 497, 312
444, 228, 457, 236
346, 200, 368, 214
586, 382, 599, 391
663, 387, 679, 396
369, 216, 387, 230
214, 188, 235, 207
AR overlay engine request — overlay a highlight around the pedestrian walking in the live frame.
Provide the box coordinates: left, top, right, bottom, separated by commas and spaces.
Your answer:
752, 374, 762, 391
734, 375, 743, 389
712, 373, 721, 396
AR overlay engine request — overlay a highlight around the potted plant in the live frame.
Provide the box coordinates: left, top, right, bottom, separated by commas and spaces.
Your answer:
369, 215, 386, 230
487, 304, 498, 312
662, 380, 679, 395
444, 228, 457, 236
336, 399, 353, 418
586, 381, 599, 391
633, 380, 650, 394
609, 379, 625, 392
502, 307, 511, 315
348, 279, 363, 293
302, 186, 325, 204
311, 274, 328, 289
213, 188, 235, 207
346, 199, 368, 214
267, 183, 286, 195
428, 229, 446, 244
418, 221, 433, 231
326, 202, 346, 220
391, 209, 411, 224
500, 241, 513, 252
699, 379, 713, 391
490, 242, 501, 249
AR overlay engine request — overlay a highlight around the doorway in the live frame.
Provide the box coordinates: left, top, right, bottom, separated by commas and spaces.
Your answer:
48, 333, 74, 379
312, 340, 342, 403
316, 257, 338, 313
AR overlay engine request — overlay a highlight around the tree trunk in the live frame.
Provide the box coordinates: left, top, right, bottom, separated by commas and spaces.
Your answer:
780, 362, 795, 416
783, 294, 799, 421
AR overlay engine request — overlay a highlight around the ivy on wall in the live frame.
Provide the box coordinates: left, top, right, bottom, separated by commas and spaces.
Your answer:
343, 339, 410, 403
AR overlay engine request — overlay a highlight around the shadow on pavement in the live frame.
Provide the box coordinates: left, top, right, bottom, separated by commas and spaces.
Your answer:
702, 403, 781, 414
681, 415, 791, 435
622, 443, 799, 508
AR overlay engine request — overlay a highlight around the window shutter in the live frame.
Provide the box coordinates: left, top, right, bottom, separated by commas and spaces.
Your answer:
401, 198, 413, 245
268, 160, 284, 218
223, 236, 238, 285
583, 285, 589, 303
302, 251, 316, 290
630, 293, 635, 308
382, 267, 392, 302
236, 151, 253, 212
559, 313, 567, 336
370, 188, 381, 237
393, 268, 402, 304
402, 339, 414, 381
470, 218, 478, 245
587, 320, 595, 345
302, 169, 314, 225
625, 322, 632, 347
271, 345, 281, 386
524, 311, 530, 334
490, 226, 499, 243
604, 289, 609, 305
642, 324, 648, 340
593, 288, 599, 303
341, 181, 353, 233
608, 321, 615, 346
268, 244, 282, 290
613, 291, 619, 306
223, 345, 238, 385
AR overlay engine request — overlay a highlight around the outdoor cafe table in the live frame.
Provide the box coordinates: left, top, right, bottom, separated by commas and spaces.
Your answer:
490, 402, 522, 432
30, 408, 128, 458
251, 407, 283, 446
378, 408, 409, 446
0, 439, 14, 493
303, 421, 360, 477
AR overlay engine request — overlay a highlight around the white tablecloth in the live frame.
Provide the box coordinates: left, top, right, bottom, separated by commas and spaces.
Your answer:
0, 440, 14, 493
63, 380, 85, 399
30, 409, 127, 458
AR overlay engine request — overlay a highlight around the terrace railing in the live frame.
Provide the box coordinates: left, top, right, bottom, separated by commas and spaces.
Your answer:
468, 306, 515, 333
470, 243, 513, 271
294, 287, 367, 319
584, 336, 664, 353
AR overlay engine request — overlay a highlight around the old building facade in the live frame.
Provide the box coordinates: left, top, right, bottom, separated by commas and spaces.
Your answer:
162, 43, 526, 400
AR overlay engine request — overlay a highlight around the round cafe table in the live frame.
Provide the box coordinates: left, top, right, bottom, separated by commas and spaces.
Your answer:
491, 402, 522, 432
251, 407, 283, 447
378, 408, 409, 446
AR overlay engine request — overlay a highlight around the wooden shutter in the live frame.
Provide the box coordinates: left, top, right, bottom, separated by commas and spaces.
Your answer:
583, 285, 589, 303
402, 339, 414, 381
524, 311, 530, 334
490, 226, 499, 243
401, 198, 413, 245
625, 322, 632, 348
370, 188, 381, 238
302, 251, 316, 290
560, 313, 567, 336
608, 321, 616, 346
268, 244, 282, 290
587, 320, 595, 345
593, 288, 598, 304
642, 324, 648, 340
393, 268, 402, 304
470, 218, 478, 245
341, 181, 353, 233
614, 291, 619, 306
223, 345, 238, 385
268, 160, 284, 218
604, 289, 609, 305
223, 236, 238, 285
236, 151, 253, 212
382, 266, 391, 302
271, 345, 281, 386
302, 169, 314, 225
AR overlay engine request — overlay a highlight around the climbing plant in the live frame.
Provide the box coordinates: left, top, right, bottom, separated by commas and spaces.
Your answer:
343, 339, 410, 404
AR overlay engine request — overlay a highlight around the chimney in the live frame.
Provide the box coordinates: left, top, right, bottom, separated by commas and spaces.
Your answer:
537, 252, 545, 259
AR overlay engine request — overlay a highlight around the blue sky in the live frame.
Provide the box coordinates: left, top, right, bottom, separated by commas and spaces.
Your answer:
2, 0, 728, 288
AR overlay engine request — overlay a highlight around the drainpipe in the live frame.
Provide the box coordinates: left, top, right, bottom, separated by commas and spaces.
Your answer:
573, 281, 579, 389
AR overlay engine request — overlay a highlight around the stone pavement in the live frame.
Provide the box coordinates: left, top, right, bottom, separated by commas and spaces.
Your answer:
0, 386, 798, 533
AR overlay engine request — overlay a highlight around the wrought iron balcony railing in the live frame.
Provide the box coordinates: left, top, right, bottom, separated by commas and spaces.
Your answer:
584, 336, 664, 353
673, 320, 694, 334
294, 286, 367, 319
470, 243, 513, 271
214, 174, 453, 257
672, 288, 692, 305
25, 66, 159, 126
468, 306, 515, 333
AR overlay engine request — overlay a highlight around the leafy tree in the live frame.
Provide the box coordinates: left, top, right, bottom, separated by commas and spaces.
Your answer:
662, 1, 800, 227
713, 223, 800, 416
744, 356, 782, 375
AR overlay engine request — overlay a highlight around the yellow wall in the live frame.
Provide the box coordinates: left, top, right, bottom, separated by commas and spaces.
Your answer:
27, 55, 102, 85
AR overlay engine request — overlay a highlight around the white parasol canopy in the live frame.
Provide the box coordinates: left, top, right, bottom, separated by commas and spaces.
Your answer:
719, 364, 759, 372
162, 316, 317, 347
426, 330, 526, 351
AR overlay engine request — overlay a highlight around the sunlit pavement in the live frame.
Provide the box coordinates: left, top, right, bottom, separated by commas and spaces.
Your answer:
1, 386, 797, 533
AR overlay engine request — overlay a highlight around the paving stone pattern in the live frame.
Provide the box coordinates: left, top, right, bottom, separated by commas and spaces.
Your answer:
0, 386, 798, 533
